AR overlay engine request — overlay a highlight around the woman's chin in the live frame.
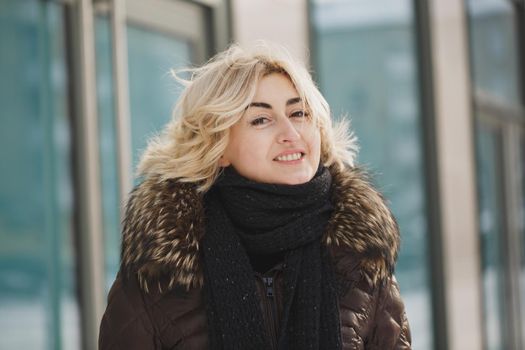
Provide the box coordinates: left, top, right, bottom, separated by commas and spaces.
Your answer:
237, 166, 316, 185
273, 171, 315, 185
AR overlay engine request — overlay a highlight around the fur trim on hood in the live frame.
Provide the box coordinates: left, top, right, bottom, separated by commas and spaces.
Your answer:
120, 166, 400, 292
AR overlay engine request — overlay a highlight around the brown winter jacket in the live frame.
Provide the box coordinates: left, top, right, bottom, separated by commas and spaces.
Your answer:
99, 167, 412, 349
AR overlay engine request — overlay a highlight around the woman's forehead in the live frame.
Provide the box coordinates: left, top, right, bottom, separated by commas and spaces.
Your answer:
251, 74, 300, 103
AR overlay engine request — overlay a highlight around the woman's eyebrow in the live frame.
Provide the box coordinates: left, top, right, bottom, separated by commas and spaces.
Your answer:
286, 97, 301, 106
248, 102, 272, 109
247, 97, 302, 109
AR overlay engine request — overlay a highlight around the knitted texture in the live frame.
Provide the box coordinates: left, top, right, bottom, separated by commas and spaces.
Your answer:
202, 166, 342, 350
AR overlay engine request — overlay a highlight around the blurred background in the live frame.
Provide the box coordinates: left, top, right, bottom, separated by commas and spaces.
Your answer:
0, 0, 523, 349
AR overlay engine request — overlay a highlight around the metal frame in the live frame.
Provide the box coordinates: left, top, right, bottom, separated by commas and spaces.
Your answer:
110, 0, 133, 216
305, 0, 318, 81
413, 1, 448, 349
188, 0, 231, 55
516, 3, 525, 348
429, 0, 484, 348
126, 0, 209, 63
49, 0, 77, 4
67, 0, 106, 349
519, 0, 525, 105
475, 91, 524, 125
502, 123, 524, 350
69, 1, 230, 348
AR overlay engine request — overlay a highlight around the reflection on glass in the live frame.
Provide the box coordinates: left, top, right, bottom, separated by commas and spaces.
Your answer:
467, 0, 520, 105
127, 24, 192, 175
311, 0, 432, 348
476, 121, 506, 350
0, 1, 80, 349
95, 15, 122, 291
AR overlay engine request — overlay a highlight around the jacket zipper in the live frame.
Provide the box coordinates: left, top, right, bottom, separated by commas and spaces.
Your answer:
262, 276, 279, 350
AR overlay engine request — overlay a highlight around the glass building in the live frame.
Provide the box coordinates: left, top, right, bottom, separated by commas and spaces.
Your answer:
0, 0, 523, 349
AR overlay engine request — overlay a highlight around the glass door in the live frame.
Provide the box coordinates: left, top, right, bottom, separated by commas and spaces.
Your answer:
466, 0, 525, 348
126, 0, 209, 171
94, 0, 211, 291
311, 1, 434, 348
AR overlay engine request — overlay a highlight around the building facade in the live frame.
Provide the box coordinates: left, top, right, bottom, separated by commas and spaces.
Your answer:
0, 0, 523, 349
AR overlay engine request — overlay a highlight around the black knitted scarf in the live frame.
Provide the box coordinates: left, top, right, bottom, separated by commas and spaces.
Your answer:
202, 166, 342, 350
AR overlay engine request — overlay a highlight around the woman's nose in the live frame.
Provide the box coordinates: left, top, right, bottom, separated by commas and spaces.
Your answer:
277, 117, 301, 143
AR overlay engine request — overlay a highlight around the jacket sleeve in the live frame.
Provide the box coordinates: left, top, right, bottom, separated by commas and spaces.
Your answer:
99, 275, 160, 350
368, 275, 412, 350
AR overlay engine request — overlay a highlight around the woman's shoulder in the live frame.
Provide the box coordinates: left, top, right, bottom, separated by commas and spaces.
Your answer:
120, 176, 205, 293
119, 165, 402, 294
328, 246, 384, 294
325, 165, 401, 285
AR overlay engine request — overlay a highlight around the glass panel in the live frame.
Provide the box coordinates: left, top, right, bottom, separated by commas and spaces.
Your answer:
467, 0, 520, 105
127, 24, 192, 175
94, 15, 122, 291
0, 1, 80, 349
311, 0, 432, 348
96, 19, 196, 290
476, 121, 507, 350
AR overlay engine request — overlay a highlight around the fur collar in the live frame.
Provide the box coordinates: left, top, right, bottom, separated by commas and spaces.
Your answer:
120, 166, 400, 292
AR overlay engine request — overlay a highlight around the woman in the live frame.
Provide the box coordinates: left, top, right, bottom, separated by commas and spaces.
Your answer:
99, 43, 412, 350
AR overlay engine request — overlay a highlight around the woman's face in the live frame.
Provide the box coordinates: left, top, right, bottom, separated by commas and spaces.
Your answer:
220, 73, 321, 185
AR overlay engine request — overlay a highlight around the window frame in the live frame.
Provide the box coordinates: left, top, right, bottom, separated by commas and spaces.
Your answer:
307, 0, 443, 348
66, 0, 231, 348
465, 0, 525, 348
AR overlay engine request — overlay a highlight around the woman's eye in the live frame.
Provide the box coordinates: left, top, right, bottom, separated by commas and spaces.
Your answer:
290, 110, 308, 119
250, 116, 270, 126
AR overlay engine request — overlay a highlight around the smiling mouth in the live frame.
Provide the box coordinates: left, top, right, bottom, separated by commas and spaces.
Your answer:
274, 152, 304, 162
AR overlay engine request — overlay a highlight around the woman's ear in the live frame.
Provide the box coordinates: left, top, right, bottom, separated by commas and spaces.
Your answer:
218, 155, 231, 167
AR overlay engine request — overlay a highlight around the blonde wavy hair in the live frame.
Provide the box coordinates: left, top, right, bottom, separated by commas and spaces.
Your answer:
137, 42, 357, 192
